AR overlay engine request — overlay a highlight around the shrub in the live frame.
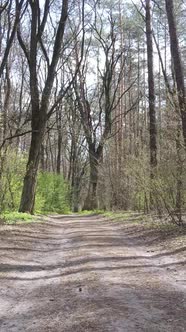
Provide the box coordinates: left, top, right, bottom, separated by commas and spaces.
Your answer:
0, 149, 70, 214
1, 212, 34, 224
35, 172, 70, 214
0, 149, 27, 213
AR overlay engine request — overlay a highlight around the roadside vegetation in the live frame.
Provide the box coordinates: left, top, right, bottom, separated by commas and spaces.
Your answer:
0, 212, 34, 225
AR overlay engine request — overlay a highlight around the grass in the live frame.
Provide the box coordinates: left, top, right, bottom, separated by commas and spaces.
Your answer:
103, 211, 134, 220
0, 209, 73, 225
78, 210, 146, 222
104, 211, 185, 234
79, 209, 185, 232
78, 209, 105, 216
0, 212, 35, 225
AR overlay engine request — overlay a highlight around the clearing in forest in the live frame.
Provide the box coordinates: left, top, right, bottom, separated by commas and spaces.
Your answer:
0, 214, 186, 332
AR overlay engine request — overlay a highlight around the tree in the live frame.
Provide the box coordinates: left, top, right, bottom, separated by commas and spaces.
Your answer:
18, 0, 69, 213
0, 0, 185, 219
73, 8, 134, 210
165, 0, 186, 146
145, 0, 157, 173
0, 0, 24, 78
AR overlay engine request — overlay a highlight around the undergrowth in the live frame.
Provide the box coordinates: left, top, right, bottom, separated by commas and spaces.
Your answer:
79, 210, 185, 234
0, 212, 35, 224
0, 150, 70, 215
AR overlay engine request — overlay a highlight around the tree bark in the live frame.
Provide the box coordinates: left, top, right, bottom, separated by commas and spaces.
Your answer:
165, 0, 186, 146
19, 116, 46, 213
56, 107, 62, 174
146, 0, 157, 172
83, 149, 99, 210
3, 64, 11, 140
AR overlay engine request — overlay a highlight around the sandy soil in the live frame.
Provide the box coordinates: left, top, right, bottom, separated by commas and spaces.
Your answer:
0, 214, 185, 332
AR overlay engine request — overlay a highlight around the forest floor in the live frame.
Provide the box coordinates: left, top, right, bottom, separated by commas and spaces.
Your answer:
0, 214, 186, 332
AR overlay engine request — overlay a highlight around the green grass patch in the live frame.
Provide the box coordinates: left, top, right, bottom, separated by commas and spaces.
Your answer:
78, 210, 105, 215
103, 211, 133, 220
78, 210, 140, 222
101, 212, 185, 239
98, 211, 144, 223
0, 212, 35, 224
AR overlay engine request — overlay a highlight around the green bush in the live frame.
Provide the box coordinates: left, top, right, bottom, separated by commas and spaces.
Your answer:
0, 149, 27, 213
0, 149, 70, 214
35, 172, 70, 214
1, 212, 34, 224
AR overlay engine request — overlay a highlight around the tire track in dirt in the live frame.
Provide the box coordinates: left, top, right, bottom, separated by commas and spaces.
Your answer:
0, 214, 185, 331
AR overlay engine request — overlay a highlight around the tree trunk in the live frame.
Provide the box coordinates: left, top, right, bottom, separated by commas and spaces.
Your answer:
146, 0, 157, 172
56, 107, 62, 174
72, 177, 80, 213
40, 143, 45, 171
3, 65, 11, 141
83, 150, 99, 210
165, 0, 186, 146
175, 128, 183, 223
19, 120, 45, 213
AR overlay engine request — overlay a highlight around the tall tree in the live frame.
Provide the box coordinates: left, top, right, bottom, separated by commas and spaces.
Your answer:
73, 10, 131, 210
165, 0, 186, 146
0, 0, 24, 78
145, 0, 157, 174
19, 0, 69, 213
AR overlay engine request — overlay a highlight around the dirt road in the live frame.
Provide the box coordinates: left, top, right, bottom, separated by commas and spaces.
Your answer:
0, 214, 185, 332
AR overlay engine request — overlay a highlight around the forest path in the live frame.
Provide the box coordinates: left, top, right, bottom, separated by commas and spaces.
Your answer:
0, 214, 185, 332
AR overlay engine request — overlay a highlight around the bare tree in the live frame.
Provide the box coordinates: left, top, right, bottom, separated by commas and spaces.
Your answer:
0, 0, 24, 78
165, 0, 186, 146
18, 0, 69, 213
145, 0, 157, 173
72, 9, 137, 210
